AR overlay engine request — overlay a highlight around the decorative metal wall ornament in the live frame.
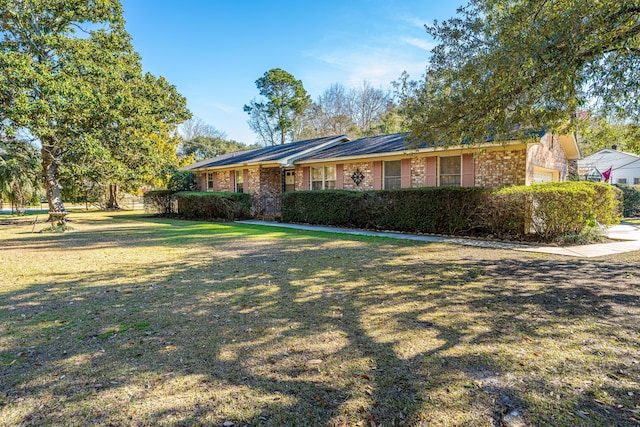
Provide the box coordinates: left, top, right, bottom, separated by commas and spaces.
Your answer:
351, 168, 365, 186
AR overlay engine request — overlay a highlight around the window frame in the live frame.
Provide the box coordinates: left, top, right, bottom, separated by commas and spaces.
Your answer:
284, 169, 295, 192
235, 170, 244, 193
207, 173, 214, 190
383, 160, 402, 190
439, 155, 462, 187
310, 166, 336, 190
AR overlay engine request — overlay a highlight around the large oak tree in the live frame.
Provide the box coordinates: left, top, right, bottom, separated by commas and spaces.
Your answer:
0, 0, 190, 216
407, 0, 640, 145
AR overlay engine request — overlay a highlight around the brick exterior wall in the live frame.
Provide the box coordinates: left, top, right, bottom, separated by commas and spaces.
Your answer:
475, 149, 527, 188
246, 168, 260, 195
526, 134, 569, 183
342, 162, 374, 191
294, 166, 306, 190
259, 167, 282, 217
411, 157, 426, 188
216, 171, 232, 192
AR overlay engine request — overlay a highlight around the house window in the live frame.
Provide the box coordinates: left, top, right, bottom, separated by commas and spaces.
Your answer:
284, 170, 295, 192
384, 160, 401, 189
617, 178, 627, 184
440, 156, 461, 186
635, 178, 640, 185
235, 170, 244, 193
311, 166, 336, 190
207, 173, 214, 190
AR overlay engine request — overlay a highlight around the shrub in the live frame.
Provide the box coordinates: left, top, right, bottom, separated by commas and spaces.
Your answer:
378, 187, 489, 234
283, 182, 621, 242
143, 190, 176, 215
283, 187, 489, 235
281, 190, 360, 225
615, 184, 640, 217
176, 192, 251, 220
168, 170, 197, 192
483, 182, 621, 240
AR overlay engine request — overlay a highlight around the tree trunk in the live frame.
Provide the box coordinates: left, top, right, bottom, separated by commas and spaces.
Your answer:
108, 184, 120, 209
41, 139, 66, 223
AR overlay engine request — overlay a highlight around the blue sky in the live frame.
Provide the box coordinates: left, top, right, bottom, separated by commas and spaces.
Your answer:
120, 0, 465, 144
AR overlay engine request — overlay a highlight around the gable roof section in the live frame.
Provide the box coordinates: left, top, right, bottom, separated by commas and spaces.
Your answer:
580, 148, 640, 163
579, 148, 640, 172
183, 135, 349, 171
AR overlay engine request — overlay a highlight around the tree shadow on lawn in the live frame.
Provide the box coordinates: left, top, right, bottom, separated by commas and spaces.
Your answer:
1, 219, 639, 426
2, 214, 339, 253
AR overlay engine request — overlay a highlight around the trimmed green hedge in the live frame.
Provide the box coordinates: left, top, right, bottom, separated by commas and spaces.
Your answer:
282, 182, 622, 242
483, 182, 621, 240
282, 187, 489, 234
143, 190, 251, 220
615, 184, 640, 217
176, 192, 251, 220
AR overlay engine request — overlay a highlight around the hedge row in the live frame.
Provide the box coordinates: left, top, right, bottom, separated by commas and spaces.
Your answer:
282, 187, 488, 234
282, 182, 621, 241
143, 191, 251, 220
176, 192, 251, 220
615, 184, 640, 217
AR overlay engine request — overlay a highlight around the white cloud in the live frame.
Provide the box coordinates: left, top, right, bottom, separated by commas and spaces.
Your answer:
303, 44, 428, 92
204, 101, 236, 113
402, 37, 436, 52
400, 15, 431, 29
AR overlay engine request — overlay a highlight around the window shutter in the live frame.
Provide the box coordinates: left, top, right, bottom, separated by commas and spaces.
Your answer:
462, 154, 475, 187
425, 157, 437, 186
229, 170, 235, 192
302, 167, 310, 190
212, 172, 218, 191
243, 169, 249, 193
373, 161, 382, 190
401, 158, 411, 188
201, 173, 207, 191
336, 164, 344, 189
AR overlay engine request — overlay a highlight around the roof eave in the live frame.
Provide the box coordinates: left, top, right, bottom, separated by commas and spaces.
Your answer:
182, 136, 351, 172
295, 140, 520, 165
559, 134, 580, 160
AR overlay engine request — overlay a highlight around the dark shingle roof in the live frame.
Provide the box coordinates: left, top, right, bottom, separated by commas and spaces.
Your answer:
183, 135, 348, 170
299, 133, 423, 160
299, 129, 549, 161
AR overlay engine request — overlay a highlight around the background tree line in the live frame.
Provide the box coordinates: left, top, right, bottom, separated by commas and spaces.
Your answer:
243, 68, 416, 146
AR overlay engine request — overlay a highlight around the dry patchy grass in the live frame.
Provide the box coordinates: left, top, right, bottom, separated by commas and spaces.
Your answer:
1, 210, 639, 426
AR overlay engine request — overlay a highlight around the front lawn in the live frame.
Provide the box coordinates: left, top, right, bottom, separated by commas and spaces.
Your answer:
1, 211, 638, 426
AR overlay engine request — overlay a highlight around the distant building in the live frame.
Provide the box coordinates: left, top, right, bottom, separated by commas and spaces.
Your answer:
578, 147, 640, 185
